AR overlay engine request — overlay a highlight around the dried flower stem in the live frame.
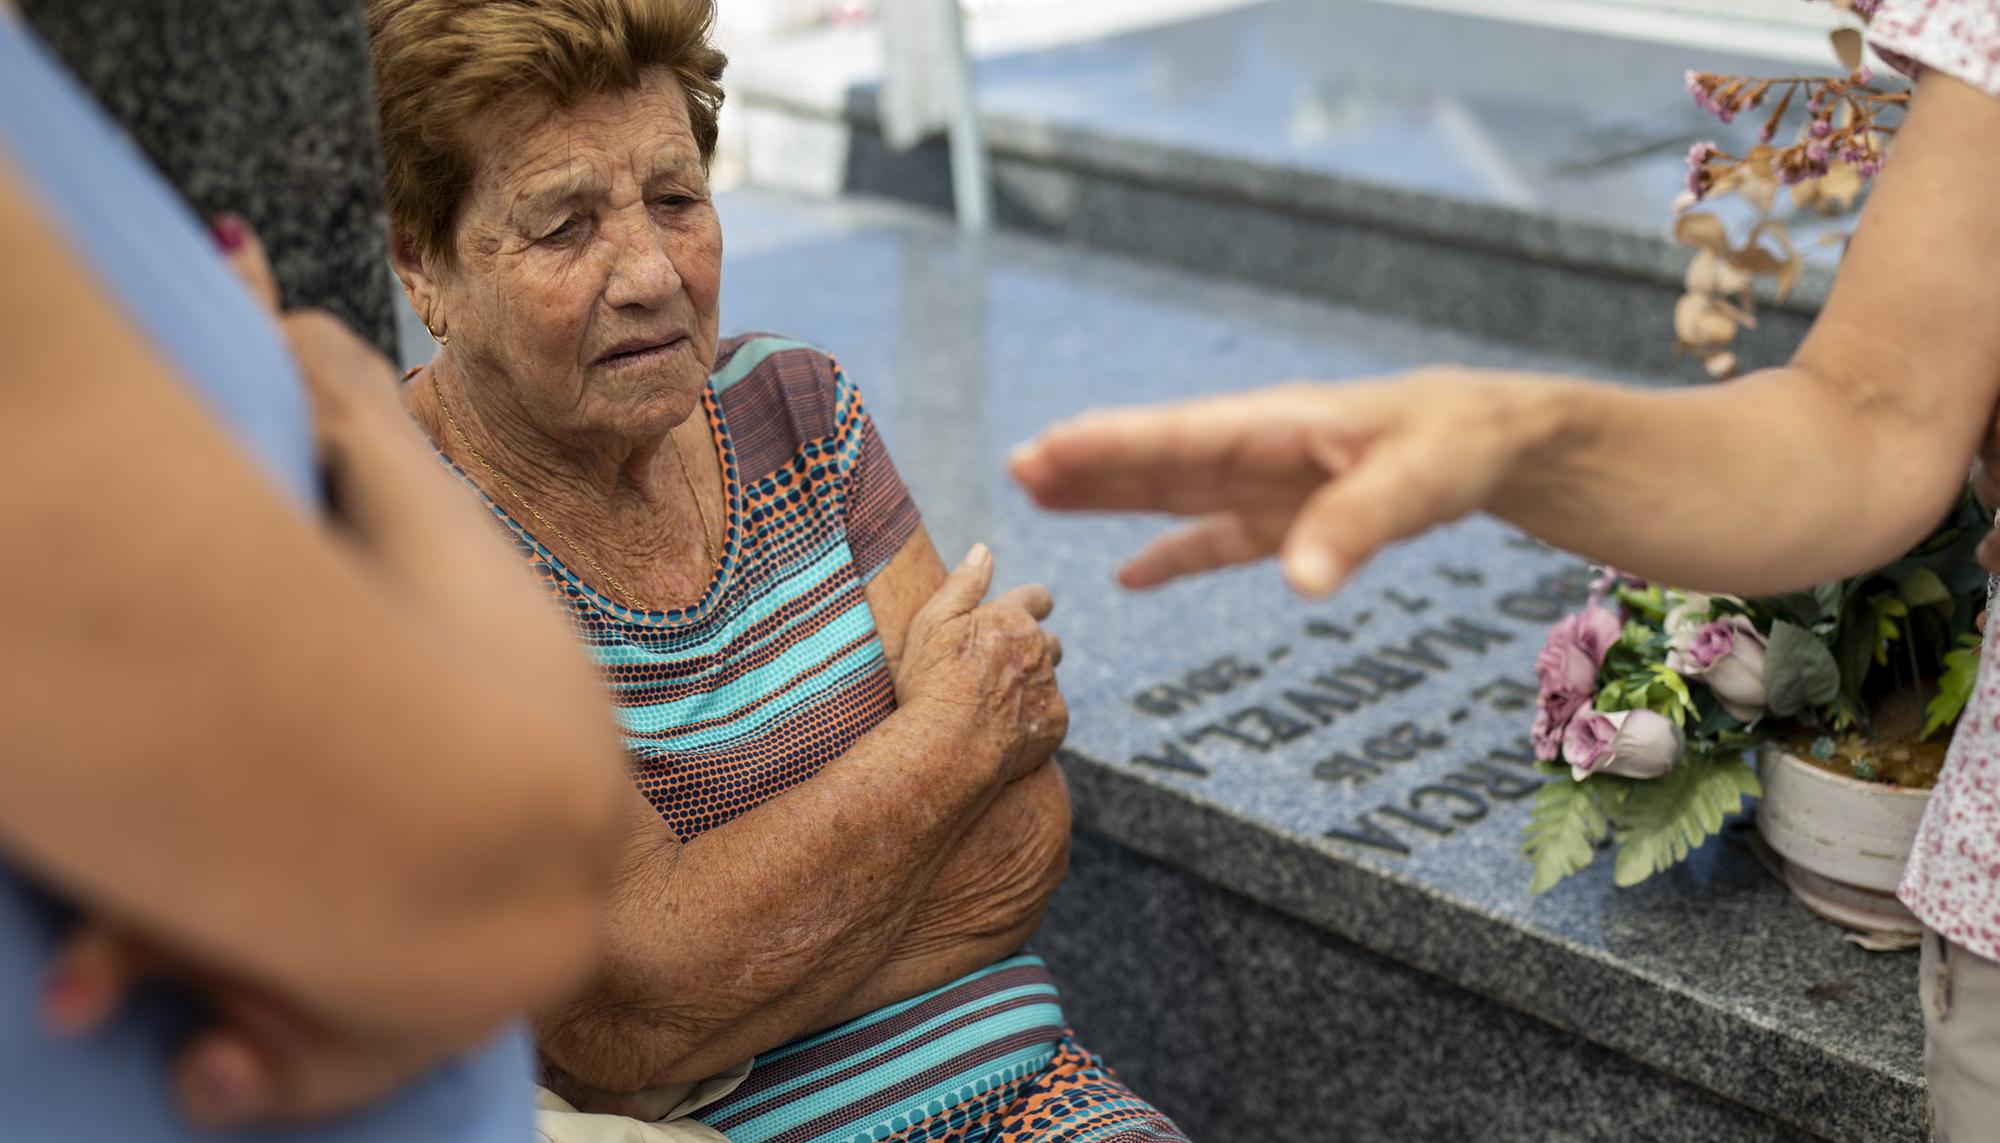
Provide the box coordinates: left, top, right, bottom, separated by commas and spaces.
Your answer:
1685, 69, 1905, 198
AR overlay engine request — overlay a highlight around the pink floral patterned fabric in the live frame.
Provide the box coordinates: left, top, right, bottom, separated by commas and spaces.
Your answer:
1869, 2, 2000, 958
1901, 581, 2000, 958
1870, 0, 2000, 98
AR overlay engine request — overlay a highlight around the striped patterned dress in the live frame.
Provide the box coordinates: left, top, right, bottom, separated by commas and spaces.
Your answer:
439, 335, 1187, 1143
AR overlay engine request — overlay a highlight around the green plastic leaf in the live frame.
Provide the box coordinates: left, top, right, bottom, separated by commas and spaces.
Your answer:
1901, 565, 1953, 614
1608, 752, 1762, 888
1925, 634, 1985, 740
1831, 695, 1862, 733
1764, 620, 1841, 717
1873, 595, 1910, 666
1763, 591, 1822, 628
1523, 769, 1611, 896
1812, 581, 1845, 625
1834, 615, 1875, 710
1648, 663, 1697, 726
1617, 585, 1668, 623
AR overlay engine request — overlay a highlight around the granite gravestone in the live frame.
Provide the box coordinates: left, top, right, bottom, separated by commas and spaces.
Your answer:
21, 0, 397, 355
1032, 517, 1921, 1143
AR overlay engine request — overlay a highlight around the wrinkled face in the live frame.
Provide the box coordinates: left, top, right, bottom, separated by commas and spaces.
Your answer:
436, 69, 722, 447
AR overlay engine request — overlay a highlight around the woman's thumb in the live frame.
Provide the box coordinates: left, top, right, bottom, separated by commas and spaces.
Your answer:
923, 543, 996, 621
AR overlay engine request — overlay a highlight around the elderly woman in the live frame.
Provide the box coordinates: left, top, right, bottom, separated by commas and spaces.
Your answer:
364, 2, 1186, 1140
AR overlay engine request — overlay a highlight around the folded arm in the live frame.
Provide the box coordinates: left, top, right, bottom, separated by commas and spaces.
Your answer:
536, 529, 1072, 1098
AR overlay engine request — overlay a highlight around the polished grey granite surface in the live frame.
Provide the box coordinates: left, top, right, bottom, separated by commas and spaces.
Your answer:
736, 0, 1854, 374
22, 0, 398, 355
964, 0, 1830, 237
717, 186, 1924, 1142
1042, 831, 1822, 1142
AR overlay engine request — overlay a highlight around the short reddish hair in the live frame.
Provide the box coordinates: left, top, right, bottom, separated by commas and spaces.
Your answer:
366, 0, 727, 263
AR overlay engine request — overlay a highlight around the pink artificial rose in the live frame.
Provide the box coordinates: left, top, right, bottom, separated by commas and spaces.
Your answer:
1668, 615, 1769, 722
1531, 606, 1623, 756
1563, 709, 1684, 781
1532, 690, 1589, 762
1568, 605, 1624, 664
1531, 606, 1623, 760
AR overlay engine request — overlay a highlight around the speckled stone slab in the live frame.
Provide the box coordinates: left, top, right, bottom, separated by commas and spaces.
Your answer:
716, 187, 1927, 1143
731, 0, 1851, 377
22, 0, 396, 354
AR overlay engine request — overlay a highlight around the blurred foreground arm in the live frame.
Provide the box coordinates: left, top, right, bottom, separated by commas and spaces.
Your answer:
0, 164, 624, 1042
1011, 72, 2000, 600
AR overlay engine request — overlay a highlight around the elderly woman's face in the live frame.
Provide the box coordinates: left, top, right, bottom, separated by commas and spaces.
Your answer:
440, 69, 722, 445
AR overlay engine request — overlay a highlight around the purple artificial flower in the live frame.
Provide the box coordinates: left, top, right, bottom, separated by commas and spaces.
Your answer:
1667, 615, 1770, 722
1805, 139, 1831, 166
1563, 709, 1685, 781
1532, 606, 1623, 760
1810, 118, 1833, 138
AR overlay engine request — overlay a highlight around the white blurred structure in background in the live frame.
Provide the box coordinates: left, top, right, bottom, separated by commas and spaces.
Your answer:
718, 0, 992, 232
879, 0, 989, 231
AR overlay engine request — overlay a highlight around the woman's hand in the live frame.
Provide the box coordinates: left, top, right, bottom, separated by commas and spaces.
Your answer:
895, 544, 1069, 790
1008, 374, 1542, 598
42, 924, 467, 1130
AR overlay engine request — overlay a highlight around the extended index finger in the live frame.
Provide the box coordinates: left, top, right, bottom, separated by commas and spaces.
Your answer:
1008, 386, 1340, 516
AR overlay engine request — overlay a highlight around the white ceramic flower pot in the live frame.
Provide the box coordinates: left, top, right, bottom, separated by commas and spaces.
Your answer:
1755, 747, 1930, 934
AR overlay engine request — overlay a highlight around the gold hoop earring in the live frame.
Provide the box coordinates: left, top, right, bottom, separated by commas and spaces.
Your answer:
424, 314, 450, 347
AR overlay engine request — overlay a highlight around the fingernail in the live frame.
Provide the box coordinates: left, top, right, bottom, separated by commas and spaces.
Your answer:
210, 214, 246, 253
964, 543, 992, 569
1285, 550, 1341, 596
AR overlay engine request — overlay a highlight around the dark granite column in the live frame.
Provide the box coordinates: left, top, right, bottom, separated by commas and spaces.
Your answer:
21, 0, 396, 355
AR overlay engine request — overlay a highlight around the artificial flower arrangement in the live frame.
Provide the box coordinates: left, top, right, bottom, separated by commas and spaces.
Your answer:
1522, 493, 1989, 894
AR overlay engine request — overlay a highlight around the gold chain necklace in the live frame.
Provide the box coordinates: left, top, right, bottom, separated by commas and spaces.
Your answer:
431, 376, 719, 612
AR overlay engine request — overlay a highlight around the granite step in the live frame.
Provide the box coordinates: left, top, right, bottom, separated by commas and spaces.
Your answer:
713, 186, 1925, 1143
729, 0, 1862, 381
